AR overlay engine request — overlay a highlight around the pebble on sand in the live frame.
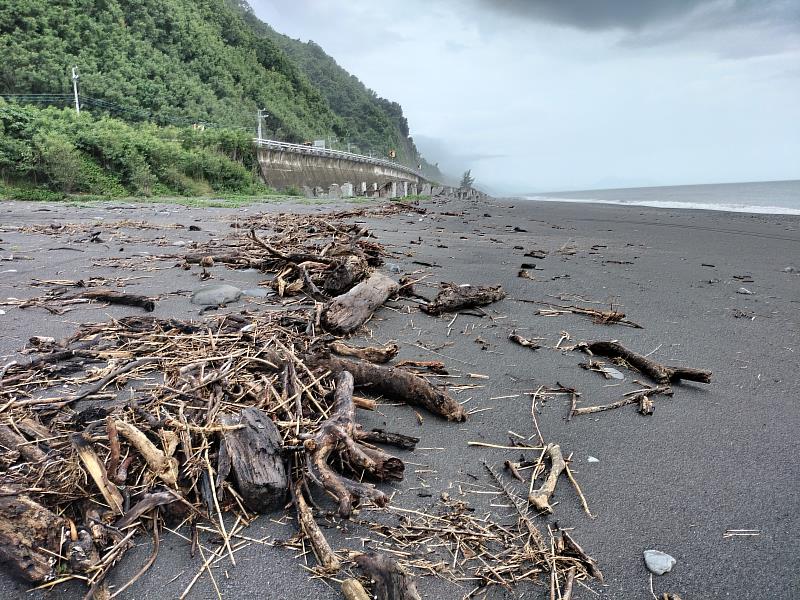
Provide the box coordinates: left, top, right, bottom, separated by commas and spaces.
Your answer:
644, 549, 676, 575
191, 284, 243, 306
736, 287, 754, 295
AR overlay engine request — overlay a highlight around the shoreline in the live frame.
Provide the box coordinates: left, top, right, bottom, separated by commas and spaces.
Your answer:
1, 195, 798, 599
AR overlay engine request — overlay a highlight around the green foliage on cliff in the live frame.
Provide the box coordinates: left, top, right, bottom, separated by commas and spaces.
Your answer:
0, 0, 441, 166
0, 101, 267, 198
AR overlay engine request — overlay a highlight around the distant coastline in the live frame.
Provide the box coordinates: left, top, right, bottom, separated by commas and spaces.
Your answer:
521, 179, 800, 215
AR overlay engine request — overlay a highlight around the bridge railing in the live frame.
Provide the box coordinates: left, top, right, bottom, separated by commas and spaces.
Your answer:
253, 138, 424, 179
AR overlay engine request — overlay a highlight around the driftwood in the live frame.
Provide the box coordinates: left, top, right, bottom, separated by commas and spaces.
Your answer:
0, 487, 65, 582
114, 421, 179, 487
358, 429, 419, 451
423, 283, 506, 315
0, 424, 46, 463
304, 372, 403, 517
528, 443, 566, 513
310, 355, 466, 422
560, 530, 604, 583
323, 272, 399, 334
354, 552, 422, 600
342, 578, 371, 600
67, 289, 156, 312
293, 482, 341, 572
395, 359, 448, 375
324, 255, 369, 295
585, 341, 711, 389
571, 385, 671, 417
72, 435, 124, 515
217, 408, 287, 513
329, 340, 399, 364
508, 332, 542, 350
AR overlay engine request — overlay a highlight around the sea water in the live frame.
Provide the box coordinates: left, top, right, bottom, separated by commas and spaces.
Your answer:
525, 180, 800, 215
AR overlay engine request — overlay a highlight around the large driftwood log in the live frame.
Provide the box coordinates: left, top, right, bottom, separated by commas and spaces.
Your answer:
323, 272, 399, 334
217, 408, 287, 513
585, 341, 711, 388
0, 487, 64, 582
329, 340, 399, 364
304, 372, 403, 518
324, 255, 369, 295
354, 552, 422, 600
423, 283, 506, 315
309, 355, 466, 422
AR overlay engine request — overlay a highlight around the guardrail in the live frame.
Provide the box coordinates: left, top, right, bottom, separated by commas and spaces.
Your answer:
253, 138, 425, 180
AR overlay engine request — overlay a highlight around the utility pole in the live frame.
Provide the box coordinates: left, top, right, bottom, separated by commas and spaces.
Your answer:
71, 66, 80, 114
256, 108, 267, 139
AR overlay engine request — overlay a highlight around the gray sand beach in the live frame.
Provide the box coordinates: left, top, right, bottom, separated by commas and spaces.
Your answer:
1, 196, 798, 599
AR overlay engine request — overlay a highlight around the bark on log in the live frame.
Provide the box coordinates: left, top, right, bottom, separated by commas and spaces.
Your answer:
423, 283, 506, 315
528, 443, 566, 514
586, 341, 711, 388
324, 255, 369, 295
304, 372, 403, 518
309, 355, 466, 422
323, 272, 399, 334
0, 487, 64, 582
329, 340, 399, 364
217, 408, 288, 513
354, 552, 422, 600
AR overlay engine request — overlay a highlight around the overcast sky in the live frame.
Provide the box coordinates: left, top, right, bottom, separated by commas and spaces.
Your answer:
251, 1, 799, 193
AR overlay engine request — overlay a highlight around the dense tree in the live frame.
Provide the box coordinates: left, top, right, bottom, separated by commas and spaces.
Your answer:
460, 170, 475, 189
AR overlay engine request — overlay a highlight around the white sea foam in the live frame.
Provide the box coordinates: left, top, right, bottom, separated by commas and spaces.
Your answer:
523, 195, 800, 216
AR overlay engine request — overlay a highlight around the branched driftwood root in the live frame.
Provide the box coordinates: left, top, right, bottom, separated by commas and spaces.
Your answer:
309, 355, 466, 422
423, 282, 506, 315
323, 272, 399, 334
528, 443, 566, 513
0, 487, 65, 582
329, 340, 399, 364
304, 372, 403, 517
584, 341, 711, 389
354, 552, 422, 600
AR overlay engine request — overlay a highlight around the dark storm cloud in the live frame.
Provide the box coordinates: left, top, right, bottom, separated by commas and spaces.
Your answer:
478, 0, 798, 32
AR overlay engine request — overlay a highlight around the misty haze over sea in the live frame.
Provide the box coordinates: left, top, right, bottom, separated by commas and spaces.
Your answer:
524, 180, 800, 215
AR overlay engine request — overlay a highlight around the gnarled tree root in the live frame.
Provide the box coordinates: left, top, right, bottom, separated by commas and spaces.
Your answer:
423, 283, 506, 315
528, 443, 566, 514
309, 355, 466, 422
304, 372, 404, 518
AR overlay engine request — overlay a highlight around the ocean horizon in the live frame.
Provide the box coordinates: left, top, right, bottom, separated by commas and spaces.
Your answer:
522, 179, 800, 215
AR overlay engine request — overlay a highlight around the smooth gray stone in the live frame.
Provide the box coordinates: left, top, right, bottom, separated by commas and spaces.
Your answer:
191, 284, 242, 306
644, 549, 676, 575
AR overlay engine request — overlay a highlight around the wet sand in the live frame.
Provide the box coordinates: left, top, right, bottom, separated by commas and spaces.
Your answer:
1, 196, 798, 599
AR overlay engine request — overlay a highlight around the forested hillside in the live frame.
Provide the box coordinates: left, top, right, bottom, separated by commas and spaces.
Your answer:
0, 0, 440, 198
